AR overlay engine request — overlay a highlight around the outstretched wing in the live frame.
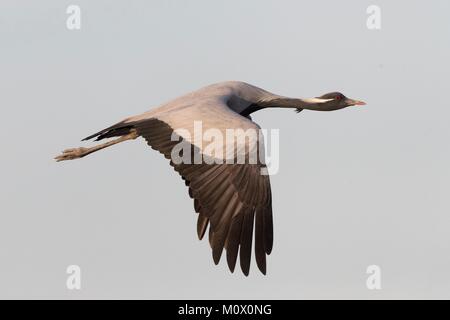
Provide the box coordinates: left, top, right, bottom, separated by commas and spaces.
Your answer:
131, 100, 273, 276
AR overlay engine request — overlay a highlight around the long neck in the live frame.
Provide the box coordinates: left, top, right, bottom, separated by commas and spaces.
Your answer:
230, 83, 332, 115
256, 96, 331, 111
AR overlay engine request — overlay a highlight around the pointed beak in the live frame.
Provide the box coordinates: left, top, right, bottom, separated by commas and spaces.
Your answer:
346, 98, 366, 106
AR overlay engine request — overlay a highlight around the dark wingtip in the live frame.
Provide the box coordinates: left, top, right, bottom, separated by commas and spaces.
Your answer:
240, 259, 251, 276
212, 247, 223, 265
226, 253, 238, 274
295, 108, 303, 113
258, 264, 267, 275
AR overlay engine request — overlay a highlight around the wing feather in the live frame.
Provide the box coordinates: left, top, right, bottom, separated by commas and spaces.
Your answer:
132, 102, 273, 275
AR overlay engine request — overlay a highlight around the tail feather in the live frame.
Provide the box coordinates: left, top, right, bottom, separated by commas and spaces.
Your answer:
82, 121, 134, 141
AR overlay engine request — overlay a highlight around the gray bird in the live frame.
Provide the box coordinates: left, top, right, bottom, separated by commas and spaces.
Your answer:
55, 81, 365, 276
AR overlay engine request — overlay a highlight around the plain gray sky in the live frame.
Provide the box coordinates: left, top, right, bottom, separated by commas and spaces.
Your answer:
1, 0, 449, 299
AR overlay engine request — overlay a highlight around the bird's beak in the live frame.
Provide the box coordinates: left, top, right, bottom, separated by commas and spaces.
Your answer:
346, 98, 366, 106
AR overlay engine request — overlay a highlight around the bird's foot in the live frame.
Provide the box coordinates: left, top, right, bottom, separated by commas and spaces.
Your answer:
54, 147, 89, 162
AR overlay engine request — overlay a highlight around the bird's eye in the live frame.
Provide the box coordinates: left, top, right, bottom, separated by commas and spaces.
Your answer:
336, 94, 343, 100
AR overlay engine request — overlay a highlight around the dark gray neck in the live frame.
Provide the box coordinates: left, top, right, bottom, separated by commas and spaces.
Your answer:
240, 97, 328, 116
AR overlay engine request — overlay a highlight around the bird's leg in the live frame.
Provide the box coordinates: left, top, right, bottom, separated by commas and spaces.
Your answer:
54, 129, 139, 162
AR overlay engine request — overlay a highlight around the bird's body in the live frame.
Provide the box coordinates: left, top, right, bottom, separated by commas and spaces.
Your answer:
55, 81, 365, 276
127, 81, 269, 119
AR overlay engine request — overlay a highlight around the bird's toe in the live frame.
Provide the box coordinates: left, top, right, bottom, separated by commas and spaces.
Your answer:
54, 147, 87, 161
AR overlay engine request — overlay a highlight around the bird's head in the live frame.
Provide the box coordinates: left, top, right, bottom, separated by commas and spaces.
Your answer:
313, 92, 366, 111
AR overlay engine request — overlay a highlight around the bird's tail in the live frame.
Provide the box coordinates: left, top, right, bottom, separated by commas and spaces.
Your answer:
82, 121, 135, 141
54, 121, 139, 162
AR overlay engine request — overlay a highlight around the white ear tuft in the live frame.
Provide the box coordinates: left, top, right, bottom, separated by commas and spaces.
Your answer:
303, 98, 334, 104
